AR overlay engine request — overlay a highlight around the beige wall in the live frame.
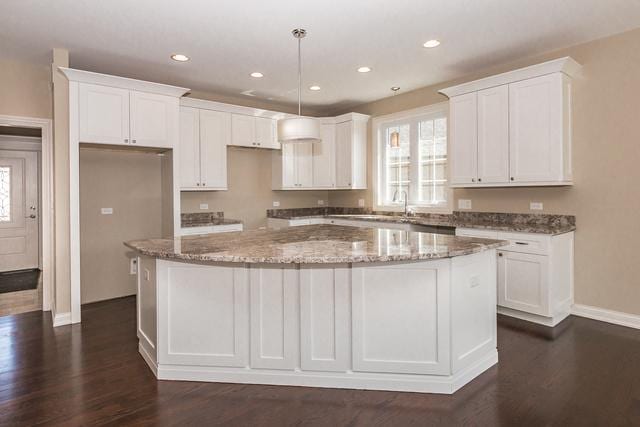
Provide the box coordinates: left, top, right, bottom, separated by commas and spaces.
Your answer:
79, 148, 163, 304
181, 147, 328, 230
329, 27, 640, 316
0, 59, 52, 119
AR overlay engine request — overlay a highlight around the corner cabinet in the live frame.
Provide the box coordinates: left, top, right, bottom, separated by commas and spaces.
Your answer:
179, 107, 229, 190
272, 113, 369, 190
79, 83, 178, 148
441, 57, 580, 188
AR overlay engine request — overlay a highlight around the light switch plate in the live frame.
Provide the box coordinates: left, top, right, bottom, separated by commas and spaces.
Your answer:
530, 202, 544, 211
129, 258, 138, 275
358, 199, 365, 207
199, 203, 209, 210
458, 199, 472, 210
101, 208, 113, 215
273, 201, 280, 207
317, 200, 325, 206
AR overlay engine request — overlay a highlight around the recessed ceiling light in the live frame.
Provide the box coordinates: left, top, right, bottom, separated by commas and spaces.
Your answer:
423, 39, 441, 48
357, 66, 372, 73
309, 85, 321, 91
171, 53, 190, 62
250, 72, 264, 78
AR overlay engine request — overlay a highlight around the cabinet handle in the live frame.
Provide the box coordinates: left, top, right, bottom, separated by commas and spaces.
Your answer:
257, 142, 261, 146
515, 242, 529, 246
132, 139, 137, 144
124, 138, 129, 143
498, 253, 503, 257
471, 178, 476, 183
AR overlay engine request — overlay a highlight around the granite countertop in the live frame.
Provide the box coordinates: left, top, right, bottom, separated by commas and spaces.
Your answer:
267, 208, 576, 235
125, 224, 506, 264
181, 212, 242, 228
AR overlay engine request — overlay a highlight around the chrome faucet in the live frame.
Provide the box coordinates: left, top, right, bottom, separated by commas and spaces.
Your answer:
392, 190, 412, 217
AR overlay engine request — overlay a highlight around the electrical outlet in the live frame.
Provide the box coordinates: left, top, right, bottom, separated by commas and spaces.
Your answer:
458, 199, 472, 210
317, 200, 325, 206
199, 203, 209, 210
129, 258, 138, 275
101, 207, 113, 215
358, 199, 365, 207
530, 202, 544, 211
273, 201, 280, 207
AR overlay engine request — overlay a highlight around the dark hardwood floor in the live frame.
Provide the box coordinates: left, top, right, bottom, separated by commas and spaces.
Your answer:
1, 297, 639, 426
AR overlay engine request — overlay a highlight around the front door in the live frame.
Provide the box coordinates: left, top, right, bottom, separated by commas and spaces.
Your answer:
0, 150, 38, 271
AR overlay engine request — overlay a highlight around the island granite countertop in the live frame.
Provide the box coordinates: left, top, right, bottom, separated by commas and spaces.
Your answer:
125, 224, 506, 264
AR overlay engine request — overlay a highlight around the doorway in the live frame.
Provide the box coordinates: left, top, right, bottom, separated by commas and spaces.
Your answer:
0, 142, 42, 315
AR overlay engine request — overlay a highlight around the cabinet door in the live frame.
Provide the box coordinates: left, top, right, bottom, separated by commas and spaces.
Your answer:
231, 114, 256, 147
477, 86, 509, 184
296, 143, 314, 188
335, 121, 353, 188
281, 143, 297, 188
200, 110, 230, 189
255, 117, 279, 149
130, 91, 176, 148
497, 251, 550, 316
509, 74, 563, 182
79, 83, 130, 145
178, 107, 201, 188
312, 123, 335, 188
449, 93, 478, 185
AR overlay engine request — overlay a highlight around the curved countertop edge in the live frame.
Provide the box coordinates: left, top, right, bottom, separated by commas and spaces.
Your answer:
124, 240, 507, 265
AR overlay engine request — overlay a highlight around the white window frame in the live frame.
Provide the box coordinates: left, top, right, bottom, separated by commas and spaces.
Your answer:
372, 102, 452, 214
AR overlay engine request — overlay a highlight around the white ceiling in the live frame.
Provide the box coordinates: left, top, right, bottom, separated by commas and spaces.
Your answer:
2, 0, 640, 111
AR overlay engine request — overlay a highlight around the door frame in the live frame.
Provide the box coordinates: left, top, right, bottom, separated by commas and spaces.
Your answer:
0, 115, 54, 312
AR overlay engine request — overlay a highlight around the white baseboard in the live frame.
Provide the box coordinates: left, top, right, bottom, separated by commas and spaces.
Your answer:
52, 311, 72, 327
497, 306, 570, 327
571, 304, 640, 330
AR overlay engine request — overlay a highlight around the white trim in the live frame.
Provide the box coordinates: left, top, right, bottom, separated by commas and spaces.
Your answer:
571, 304, 640, 330
439, 57, 582, 98
180, 97, 291, 119
0, 115, 54, 313
68, 81, 81, 324
59, 67, 189, 97
52, 311, 72, 327
371, 102, 452, 214
149, 349, 497, 395
497, 306, 570, 327
139, 343, 159, 377
451, 181, 573, 188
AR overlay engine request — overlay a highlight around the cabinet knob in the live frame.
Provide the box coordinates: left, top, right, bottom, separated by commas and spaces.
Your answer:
478, 178, 482, 182
498, 253, 503, 257
132, 139, 137, 144
510, 177, 514, 181
124, 138, 129, 143
196, 183, 200, 186
471, 178, 476, 183
202, 183, 206, 186
252, 142, 256, 146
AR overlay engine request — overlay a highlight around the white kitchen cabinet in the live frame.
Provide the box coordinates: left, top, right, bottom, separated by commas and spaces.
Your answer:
79, 83, 130, 145
312, 122, 336, 188
509, 73, 570, 183
449, 92, 478, 185
456, 227, 574, 327
275, 142, 314, 189
130, 91, 177, 148
231, 114, 278, 149
477, 85, 509, 184
335, 116, 367, 189
497, 251, 549, 316
79, 83, 177, 148
441, 57, 580, 188
179, 106, 229, 190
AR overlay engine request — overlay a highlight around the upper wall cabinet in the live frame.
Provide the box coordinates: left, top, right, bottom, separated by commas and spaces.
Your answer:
272, 113, 369, 190
440, 57, 581, 188
79, 83, 178, 148
231, 114, 279, 149
179, 107, 230, 190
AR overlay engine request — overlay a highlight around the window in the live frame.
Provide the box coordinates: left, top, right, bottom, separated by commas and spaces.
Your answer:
0, 166, 10, 222
375, 104, 449, 212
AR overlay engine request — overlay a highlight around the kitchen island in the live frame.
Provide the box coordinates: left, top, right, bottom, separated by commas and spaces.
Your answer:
125, 225, 505, 394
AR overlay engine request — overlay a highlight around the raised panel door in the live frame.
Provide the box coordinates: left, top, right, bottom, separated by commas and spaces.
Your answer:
449, 93, 478, 185
178, 107, 200, 188
79, 83, 130, 145
498, 251, 550, 316
477, 85, 509, 184
199, 110, 230, 189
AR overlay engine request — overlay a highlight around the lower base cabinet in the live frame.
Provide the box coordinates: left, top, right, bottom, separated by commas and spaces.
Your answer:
498, 251, 549, 316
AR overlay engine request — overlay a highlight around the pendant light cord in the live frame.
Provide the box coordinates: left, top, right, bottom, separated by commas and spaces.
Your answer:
297, 36, 302, 117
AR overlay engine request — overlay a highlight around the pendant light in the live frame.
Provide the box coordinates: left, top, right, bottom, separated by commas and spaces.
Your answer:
277, 28, 321, 143
389, 87, 401, 148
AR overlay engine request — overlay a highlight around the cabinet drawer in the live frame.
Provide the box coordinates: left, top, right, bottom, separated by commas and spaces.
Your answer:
496, 232, 549, 255
455, 228, 499, 239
